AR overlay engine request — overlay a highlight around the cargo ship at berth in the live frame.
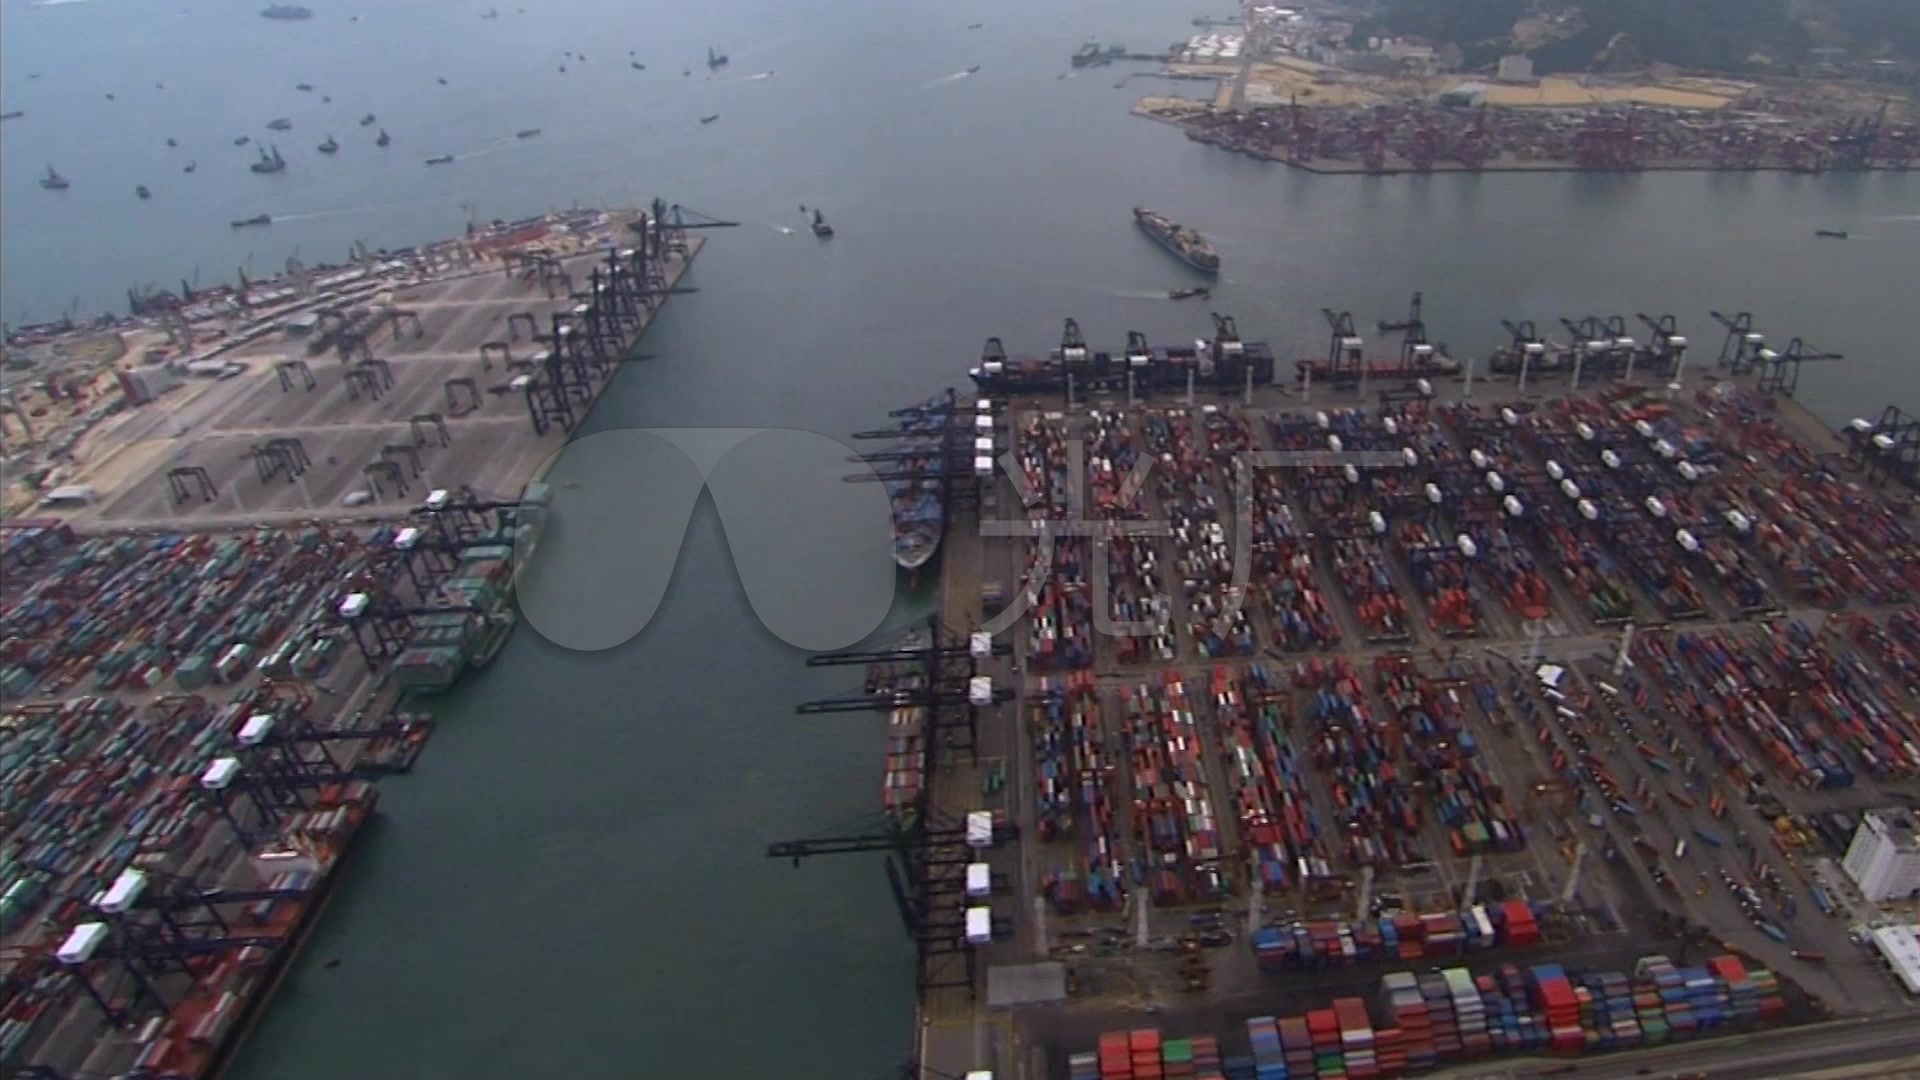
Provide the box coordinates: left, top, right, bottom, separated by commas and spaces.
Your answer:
877, 630, 930, 828
1134, 206, 1219, 273
882, 395, 957, 573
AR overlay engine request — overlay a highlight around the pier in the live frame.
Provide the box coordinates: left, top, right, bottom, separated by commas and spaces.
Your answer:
0, 204, 720, 1080
768, 305, 1920, 1080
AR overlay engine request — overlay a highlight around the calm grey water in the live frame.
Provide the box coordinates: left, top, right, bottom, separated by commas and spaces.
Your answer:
4, 0, 1919, 1077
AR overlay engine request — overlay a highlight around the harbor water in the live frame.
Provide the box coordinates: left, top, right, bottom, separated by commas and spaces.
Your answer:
1, 0, 1917, 1078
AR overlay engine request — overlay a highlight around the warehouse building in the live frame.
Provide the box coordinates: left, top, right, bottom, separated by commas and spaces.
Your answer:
1867, 924, 1920, 996
1843, 809, 1920, 903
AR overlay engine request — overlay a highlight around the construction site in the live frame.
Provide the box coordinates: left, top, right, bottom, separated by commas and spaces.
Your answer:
0, 204, 721, 1080
766, 303, 1920, 1080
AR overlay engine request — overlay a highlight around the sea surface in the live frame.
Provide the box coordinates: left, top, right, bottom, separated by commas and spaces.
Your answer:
3, 0, 1918, 1077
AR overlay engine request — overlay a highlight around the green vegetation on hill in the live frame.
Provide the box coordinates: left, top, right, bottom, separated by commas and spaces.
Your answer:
1356, 0, 1917, 74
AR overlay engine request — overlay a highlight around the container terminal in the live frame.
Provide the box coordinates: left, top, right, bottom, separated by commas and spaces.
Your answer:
766, 304, 1920, 1080
1, 202, 724, 1079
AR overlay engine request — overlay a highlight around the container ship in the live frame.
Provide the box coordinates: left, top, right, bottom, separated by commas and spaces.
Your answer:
1134, 207, 1219, 274
878, 630, 930, 828
390, 483, 549, 694
885, 398, 954, 573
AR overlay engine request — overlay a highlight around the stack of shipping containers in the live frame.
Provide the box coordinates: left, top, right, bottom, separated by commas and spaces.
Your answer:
1076, 954, 1787, 1079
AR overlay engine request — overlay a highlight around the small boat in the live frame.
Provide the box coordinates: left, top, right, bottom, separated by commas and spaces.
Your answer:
699, 113, 720, 124
267, 118, 293, 131
322, 95, 332, 103
483, 6, 499, 17
516, 128, 542, 139
630, 60, 646, 70
376, 128, 391, 147
231, 213, 272, 229
317, 135, 339, 153
437, 76, 449, 86
1168, 286, 1211, 300
424, 154, 455, 165
966, 65, 981, 74
707, 47, 729, 68
967, 21, 983, 29
296, 83, 314, 92
811, 209, 834, 238
136, 185, 151, 199
165, 137, 177, 148
41, 164, 69, 190
261, 4, 313, 19
359, 113, 377, 126
183, 161, 197, 173
0, 111, 23, 121
1815, 229, 1849, 239
250, 145, 287, 173
234, 135, 252, 146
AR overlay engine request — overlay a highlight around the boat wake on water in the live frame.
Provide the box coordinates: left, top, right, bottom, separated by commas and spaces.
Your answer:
269, 197, 440, 223
920, 70, 976, 89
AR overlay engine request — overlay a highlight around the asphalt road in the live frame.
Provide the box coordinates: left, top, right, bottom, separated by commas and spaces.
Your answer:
1428, 1013, 1920, 1080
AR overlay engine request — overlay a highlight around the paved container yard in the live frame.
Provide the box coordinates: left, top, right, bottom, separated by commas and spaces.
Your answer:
905, 359, 1920, 1080
59, 217, 701, 531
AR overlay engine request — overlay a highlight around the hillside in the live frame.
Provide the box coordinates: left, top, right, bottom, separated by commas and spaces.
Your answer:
1354, 0, 1919, 75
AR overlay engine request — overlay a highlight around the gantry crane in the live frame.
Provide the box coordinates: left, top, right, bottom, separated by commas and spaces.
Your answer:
1755, 337, 1842, 398
768, 616, 1013, 998
1709, 311, 1769, 374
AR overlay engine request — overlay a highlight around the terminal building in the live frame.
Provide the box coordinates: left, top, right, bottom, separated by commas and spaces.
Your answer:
1842, 809, 1920, 903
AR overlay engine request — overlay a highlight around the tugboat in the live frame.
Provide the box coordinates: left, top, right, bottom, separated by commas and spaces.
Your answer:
359, 112, 377, 126
1815, 229, 1849, 240
1132, 207, 1219, 274
231, 213, 272, 229
136, 185, 151, 200
706, 46, 728, 68
317, 134, 339, 154
811, 209, 834, 238
41, 164, 69, 190
267, 118, 292, 131
424, 153, 455, 165
699, 113, 720, 124
376, 128, 391, 147
250, 145, 287, 173
1168, 285, 1211, 300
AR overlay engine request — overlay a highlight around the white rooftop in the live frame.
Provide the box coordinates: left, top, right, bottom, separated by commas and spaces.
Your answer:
1869, 924, 1920, 996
